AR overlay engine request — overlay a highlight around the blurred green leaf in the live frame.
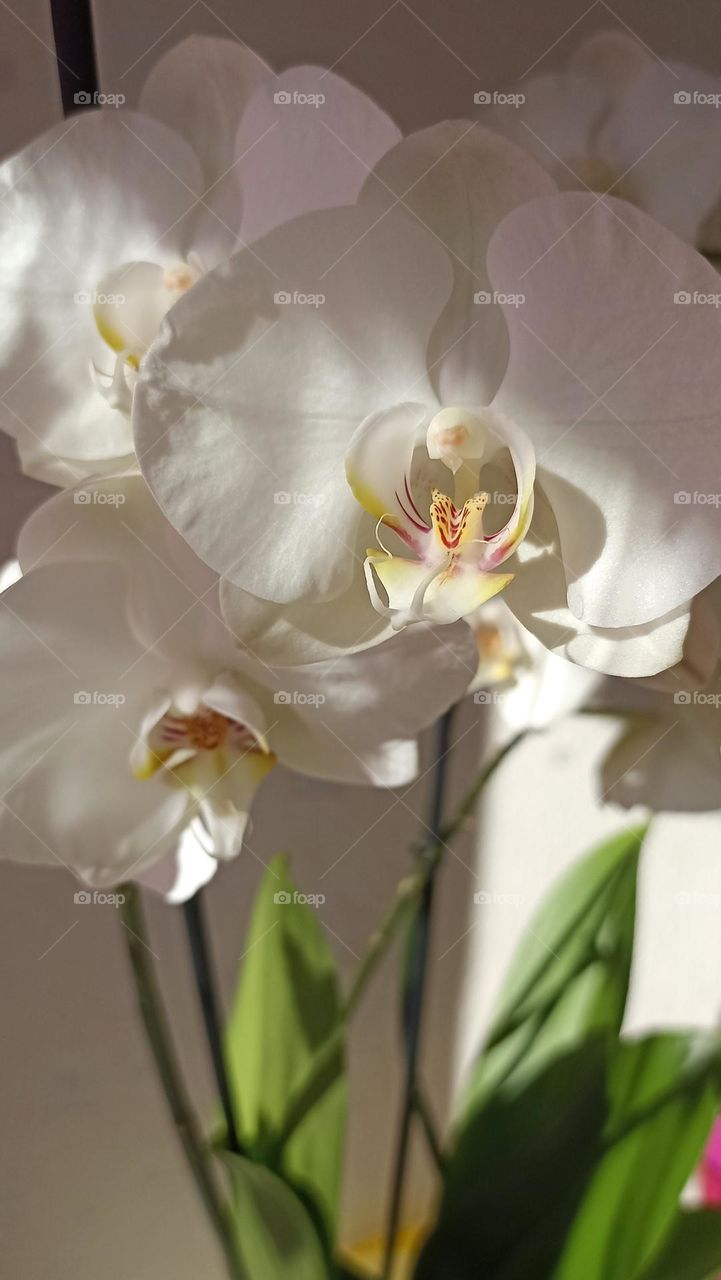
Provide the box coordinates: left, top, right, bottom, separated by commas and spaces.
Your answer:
225, 855, 346, 1239
223, 1151, 331, 1279
463, 825, 647, 1116
415, 1039, 609, 1280
552, 1034, 720, 1280
639, 1209, 721, 1280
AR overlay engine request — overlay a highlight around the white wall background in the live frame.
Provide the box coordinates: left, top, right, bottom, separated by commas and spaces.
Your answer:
2, 2, 721, 1276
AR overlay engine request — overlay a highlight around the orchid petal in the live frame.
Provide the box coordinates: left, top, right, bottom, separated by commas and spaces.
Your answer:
596, 61, 721, 248
487, 72, 606, 191
236, 65, 401, 244
346, 402, 432, 551
367, 552, 513, 627
139, 34, 269, 247
567, 29, 655, 100
503, 485, 719, 679
0, 563, 189, 880
267, 621, 478, 785
134, 205, 452, 603
136, 818, 218, 903
602, 714, 721, 813
182, 748, 276, 860
361, 121, 556, 403
219, 572, 394, 667
488, 192, 721, 630
17, 474, 230, 662
0, 110, 203, 475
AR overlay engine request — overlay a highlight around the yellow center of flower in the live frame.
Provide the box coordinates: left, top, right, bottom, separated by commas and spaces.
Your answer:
429, 486, 489, 556
182, 708, 229, 751
131, 703, 269, 782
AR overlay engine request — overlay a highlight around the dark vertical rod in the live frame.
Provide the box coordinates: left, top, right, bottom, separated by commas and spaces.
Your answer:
49, 0, 99, 116
383, 707, 456, 1278
183, 891, 244, 1156
120, 887, 244, 1280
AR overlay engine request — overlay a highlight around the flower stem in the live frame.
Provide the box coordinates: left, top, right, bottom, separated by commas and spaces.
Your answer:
383, 706, 456, 1279
436, 728, 528, 849
274, 729, 529, 1156
182, 889, 244, 1155
119, 885, 244, 1280
413, 1085, 445, 1174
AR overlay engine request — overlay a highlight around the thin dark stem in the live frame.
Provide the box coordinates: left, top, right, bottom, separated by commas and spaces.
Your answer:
437, 729, 528, 849
383, 707, 456, 1279
49, 0, 99, 116
182, 890, 244, 1156
413, 1086, 445, 1174
275, 729, 530, 1155
119, 886, 244, 1280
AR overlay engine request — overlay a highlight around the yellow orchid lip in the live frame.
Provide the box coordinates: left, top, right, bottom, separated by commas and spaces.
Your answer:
347, 401, 534, 630
430, 487, 489, 557
131, 703, 273, 783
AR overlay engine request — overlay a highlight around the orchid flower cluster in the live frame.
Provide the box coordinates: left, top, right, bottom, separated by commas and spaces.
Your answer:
5, 22, 721, 1279
3, 29, 721, 900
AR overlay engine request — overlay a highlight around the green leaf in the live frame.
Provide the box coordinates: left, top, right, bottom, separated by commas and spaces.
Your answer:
462, 825, 646, 1117
552, 1033, 720, 1280
415, 1039, 609, 1280
223, 1152, 331, 1280
225, 856, 347, 1238
639, 1210, 721, 1280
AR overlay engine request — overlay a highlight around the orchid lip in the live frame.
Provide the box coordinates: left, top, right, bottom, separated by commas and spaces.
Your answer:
90, 254, 205, 411
132, 698, 272, 782
346, 401, 536, 629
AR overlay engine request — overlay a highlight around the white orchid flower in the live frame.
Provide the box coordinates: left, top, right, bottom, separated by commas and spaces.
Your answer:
0, 550, 216, 902
0, 35, 399, 486
467, 600, 532, 695
600, 614, 721, 815
487, 28, 721, 252
468, 599, 601, 734
0, 475, 476, 887
134, 122, 721, 683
